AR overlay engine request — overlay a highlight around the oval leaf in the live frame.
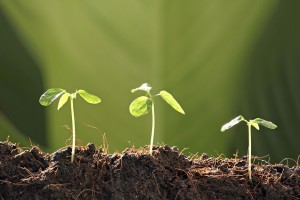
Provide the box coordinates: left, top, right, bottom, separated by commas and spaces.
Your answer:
253, 118, 277, 129
129, 96, 152, 117
221, 115, 244, 132
57, 93, 69, 110
78, 90, 101, 104
39, 88, 64, 106
159, 91, 185, 114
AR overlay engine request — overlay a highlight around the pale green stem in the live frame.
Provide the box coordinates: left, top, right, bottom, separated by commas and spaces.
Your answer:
149, 100, 155, 155
70, 97, 76, 163
248, 124, 252, 180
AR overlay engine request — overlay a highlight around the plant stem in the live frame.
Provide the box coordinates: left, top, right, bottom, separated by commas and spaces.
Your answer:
150, 100, 155, 155
70, 97, 76, 163
248, 124, 252, 181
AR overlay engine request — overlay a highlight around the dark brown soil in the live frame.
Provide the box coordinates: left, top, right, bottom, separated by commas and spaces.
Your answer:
0, 141, 299, 200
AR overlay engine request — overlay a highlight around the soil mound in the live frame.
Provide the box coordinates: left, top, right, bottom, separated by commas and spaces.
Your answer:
0, 141, 299, 199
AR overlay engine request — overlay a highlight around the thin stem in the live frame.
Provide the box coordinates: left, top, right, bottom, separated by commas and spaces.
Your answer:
248, 124, 252, 180
149, 100, 155, 155
70, 97, 76, 163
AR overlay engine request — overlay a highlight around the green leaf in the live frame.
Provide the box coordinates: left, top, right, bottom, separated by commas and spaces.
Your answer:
39, 88, 64, 106
129, 96, 152, 117
159, 91, 185, 114
57, 93, 69, 110
221, 115, 244, 132
253, 118, 277, 129
250, 121, 260, 130
131, 83, 152, 94
78, 90, 101, 104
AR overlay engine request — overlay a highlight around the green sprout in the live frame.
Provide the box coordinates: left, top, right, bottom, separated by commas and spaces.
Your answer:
221, 115, 277, 180
39, 88, 101, 162
129, 83, 185, 155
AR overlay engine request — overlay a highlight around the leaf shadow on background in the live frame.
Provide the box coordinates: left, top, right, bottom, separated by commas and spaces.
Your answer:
233, 1, 300, 163
0, 9, 47, 147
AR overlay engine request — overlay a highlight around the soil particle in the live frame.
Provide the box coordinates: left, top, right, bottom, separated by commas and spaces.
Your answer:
0, 141, 299, 200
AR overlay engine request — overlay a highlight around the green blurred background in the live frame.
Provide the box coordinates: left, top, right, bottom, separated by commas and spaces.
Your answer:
0, 0, 299, 163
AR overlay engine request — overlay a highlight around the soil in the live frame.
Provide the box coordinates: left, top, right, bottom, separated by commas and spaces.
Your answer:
0, 141, 299, 200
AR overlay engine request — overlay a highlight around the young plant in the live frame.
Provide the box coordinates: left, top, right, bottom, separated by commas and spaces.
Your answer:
129, 83, 185, 155
39, 88, 101, 162
221, 115, 277, 180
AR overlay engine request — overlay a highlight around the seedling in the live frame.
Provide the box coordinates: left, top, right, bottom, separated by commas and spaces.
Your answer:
129, 83, 185, 155
39, 88, 101, 162
221, 115, 277, 180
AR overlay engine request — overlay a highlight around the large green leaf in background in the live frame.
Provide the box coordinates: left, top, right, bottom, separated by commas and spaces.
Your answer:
0, 1, 299, 162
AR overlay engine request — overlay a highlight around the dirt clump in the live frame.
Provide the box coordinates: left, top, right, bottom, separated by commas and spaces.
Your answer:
0, 141, 299, 199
